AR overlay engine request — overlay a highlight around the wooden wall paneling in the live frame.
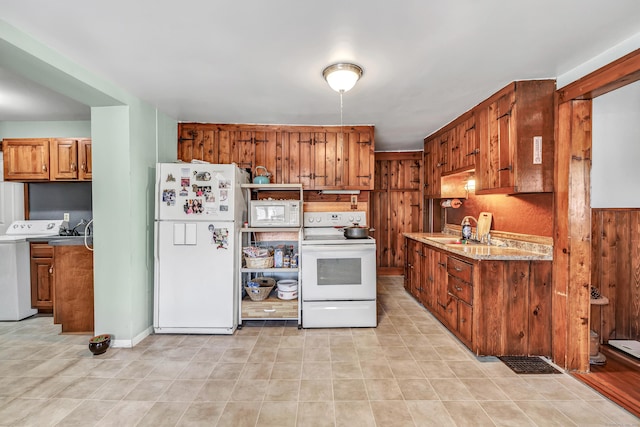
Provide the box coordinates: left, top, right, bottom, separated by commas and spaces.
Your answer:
631, 211, 640, 339
615, 211, 631, 339
552, 100, 572, 368
372, 191, 390, 268
529, 261, 552, 356
600, 210, 617, 341
566, 100, 592, 372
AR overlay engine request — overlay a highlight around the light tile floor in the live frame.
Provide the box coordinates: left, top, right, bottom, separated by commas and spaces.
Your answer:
1, 276, 639, 426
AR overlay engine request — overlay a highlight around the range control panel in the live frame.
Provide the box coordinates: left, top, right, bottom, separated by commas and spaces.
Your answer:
303, 211, 366, 228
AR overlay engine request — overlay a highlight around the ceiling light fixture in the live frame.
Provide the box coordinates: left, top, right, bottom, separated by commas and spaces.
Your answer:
322, 63, 364, 132
322, 63, 363, 93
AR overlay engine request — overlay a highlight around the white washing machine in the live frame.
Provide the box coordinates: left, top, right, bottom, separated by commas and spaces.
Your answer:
0, 220, 63, 321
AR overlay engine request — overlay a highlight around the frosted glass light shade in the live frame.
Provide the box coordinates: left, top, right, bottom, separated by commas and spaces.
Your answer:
323, 63, 363, 93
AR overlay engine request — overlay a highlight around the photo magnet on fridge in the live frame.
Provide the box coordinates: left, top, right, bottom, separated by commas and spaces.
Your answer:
212, 228, 229, 249
194, 171, 212, 181
165, 173, 176, 182
162, 189, 176, 206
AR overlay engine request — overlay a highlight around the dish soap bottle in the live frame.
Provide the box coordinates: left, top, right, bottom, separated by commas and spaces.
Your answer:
462, 217, 472, 240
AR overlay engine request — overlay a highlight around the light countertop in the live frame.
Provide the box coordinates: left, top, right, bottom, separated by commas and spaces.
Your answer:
403, 232, 552, 261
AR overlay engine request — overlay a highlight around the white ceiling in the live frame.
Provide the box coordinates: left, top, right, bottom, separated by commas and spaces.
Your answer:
1, 1, 640, 151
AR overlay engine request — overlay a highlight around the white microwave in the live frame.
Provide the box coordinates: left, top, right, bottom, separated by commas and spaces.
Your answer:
249, 200, 301, 228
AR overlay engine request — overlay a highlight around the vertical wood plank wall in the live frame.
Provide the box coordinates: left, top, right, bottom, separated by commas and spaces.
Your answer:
372, 152, 423, 275
553, 99, 592, 372
591, 209, 640, 342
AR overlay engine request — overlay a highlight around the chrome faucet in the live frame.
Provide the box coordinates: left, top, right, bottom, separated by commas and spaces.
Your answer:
72, 219, 91, 236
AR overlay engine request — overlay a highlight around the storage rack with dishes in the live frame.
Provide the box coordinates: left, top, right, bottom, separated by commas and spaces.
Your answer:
238, 183, 303, 328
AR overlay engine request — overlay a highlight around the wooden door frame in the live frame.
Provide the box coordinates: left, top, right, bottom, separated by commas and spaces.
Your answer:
554, 49, 640, 372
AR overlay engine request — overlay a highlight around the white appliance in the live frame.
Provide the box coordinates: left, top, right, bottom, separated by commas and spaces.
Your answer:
249, 199, 301, 228
301, 211, 377, 328
0, 219, 63, 321
153, 162, 248, 334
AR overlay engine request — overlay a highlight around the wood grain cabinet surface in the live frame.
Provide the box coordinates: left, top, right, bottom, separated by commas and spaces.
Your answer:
2, 138, 92, 181
404, 237, 552, 356
53, 245, 94, 334
2, 138, 51, 181
29, 243, 54, 312
177, 123, 374, 190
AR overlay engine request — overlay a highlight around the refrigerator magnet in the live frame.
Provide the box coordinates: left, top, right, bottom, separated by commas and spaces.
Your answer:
194, 171, 211, 181
165, 173, 176, 182
181, 177, 190, 188
218, 179, 231, 189
162, 189, 176, 206
212, 228, 229, 249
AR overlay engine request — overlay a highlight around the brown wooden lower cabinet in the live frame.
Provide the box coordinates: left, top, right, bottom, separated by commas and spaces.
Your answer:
29, 242, 54, 312
404, 237, 552, 356
53, 245, 94, 333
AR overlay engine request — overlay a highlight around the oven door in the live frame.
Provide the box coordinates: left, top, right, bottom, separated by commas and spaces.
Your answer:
301, 243, 376, 301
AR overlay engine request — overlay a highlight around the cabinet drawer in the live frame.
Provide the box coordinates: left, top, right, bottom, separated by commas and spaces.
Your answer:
448, 277, 472, 305
447, 256, 472, 283
242, 296, 298, 319
30, 243, 54, 258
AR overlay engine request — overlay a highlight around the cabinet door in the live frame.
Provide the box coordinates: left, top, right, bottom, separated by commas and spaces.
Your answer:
448, 125, 462, 172
476, 89, 515, 192
50, 138, 79, 180
313, 131, 344, 189
78, 139, 92, 180
30, 256, 53, 310
283, 131, 315, 188
423, 138, 439, 198
2, 139, 50, 181
460, 115, 478, 170
253, 131, 280, 183
458, 301, 473, 344
435, 131, 449, 174
344, 128, 374, 189
435, 251, 448, 316
178, 124, 216, 163
421, 246, 436, 309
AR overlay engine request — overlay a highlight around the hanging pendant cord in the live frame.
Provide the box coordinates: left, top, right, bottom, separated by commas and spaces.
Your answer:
340, 91, 344, 135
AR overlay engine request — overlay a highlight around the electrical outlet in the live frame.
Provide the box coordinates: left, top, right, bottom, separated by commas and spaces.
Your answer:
350, 195, 358, 205
63, 213, 70, 222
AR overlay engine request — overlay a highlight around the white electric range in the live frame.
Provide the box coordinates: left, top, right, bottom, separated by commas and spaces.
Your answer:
300, 211, 377, 328
0, 220, 63, 320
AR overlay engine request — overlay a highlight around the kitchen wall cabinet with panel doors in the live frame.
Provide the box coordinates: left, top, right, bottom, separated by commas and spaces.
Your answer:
177, 123, 374, 190
404, 236, 552, 356
475, 80, 555, 194
2, 138, 92, 181
2, 138, 50, 180
178, 124, 281, 183
283, 126, 374, 190
29, 242, 54, 313
50, 138, 92, 181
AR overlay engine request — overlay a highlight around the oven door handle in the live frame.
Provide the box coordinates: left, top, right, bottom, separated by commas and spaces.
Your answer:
303, 244, 376, 252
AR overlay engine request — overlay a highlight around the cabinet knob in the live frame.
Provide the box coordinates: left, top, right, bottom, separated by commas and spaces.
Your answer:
81, 163, 86, 172
263, 309, 276, 313
455, 286, 462, 292
49, 266, 53, 274
42, 164, 47, 172
71, 163, 77, 171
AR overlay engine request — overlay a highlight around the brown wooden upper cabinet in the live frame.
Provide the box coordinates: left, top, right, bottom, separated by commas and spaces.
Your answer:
50, 138, 92, 181
178, 123, 374, 190
2, 138, 92, 182
2, 138, 51, 180
475, 80, 555, 194
423, 79, 554, 196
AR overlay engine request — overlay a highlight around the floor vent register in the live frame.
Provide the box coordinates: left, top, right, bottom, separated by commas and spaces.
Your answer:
498, 356, 563, 374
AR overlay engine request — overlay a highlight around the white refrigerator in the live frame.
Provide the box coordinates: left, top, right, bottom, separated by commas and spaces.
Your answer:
153, 163, 248, 334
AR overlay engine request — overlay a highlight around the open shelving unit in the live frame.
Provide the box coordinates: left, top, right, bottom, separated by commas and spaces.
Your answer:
238, 184, 303, 328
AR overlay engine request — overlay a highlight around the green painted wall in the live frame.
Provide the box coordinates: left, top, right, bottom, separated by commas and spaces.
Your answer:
0, 121, 91, 139
0, 20, 177, 346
